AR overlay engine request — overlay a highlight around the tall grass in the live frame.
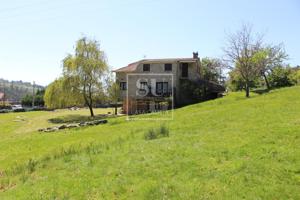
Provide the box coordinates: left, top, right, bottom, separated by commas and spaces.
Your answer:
144, 124, 169, 140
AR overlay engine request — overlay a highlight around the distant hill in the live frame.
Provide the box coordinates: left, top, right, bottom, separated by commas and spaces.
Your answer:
0, 78, 44, 102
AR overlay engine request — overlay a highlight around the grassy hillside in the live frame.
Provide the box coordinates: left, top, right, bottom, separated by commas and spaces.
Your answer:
0, 87, 299, 199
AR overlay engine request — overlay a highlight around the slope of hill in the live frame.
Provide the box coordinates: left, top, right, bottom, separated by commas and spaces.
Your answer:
0, 78, 44, 102
0, 86, 299, 199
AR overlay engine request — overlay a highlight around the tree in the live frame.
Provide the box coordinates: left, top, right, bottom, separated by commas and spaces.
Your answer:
289, 67, 300, 85
201, 57, 225, 84
44, 78, 83, 109
228, 69, 245, 91
224, 24, 263, 97
253, 44, 288, 89
227, 68, 260, 91
268, 66, 293, 88
107, 78, 120, 115
62, 37, 108, 117
21, 89, 45, 107
44, 79, 63, 109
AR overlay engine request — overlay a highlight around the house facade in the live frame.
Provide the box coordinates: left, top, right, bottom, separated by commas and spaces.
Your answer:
114, 52, 224, 114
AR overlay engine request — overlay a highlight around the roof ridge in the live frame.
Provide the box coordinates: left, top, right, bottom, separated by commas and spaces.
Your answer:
113, 57, 199, 72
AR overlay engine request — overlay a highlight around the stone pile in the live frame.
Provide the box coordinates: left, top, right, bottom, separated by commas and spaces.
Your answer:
38, 119, 108, 133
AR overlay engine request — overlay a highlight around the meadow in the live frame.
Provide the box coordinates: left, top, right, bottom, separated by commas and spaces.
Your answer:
0, 87, 299, 199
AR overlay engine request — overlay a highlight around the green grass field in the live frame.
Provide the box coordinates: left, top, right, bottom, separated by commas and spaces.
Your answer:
0, 87, 299, 199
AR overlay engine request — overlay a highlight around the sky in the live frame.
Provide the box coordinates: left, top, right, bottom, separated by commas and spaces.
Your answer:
0, 0, 299, 86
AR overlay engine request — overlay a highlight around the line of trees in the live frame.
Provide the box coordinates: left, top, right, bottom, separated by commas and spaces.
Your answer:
223, 24, 299, 97
21, 89, 45, 107
187, 24, 299, 98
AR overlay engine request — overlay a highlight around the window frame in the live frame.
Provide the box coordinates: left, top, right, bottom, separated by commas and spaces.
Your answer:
181, 63, 189, 78
119, 82, 127, 90
140, 81, 148, 90
143, 64, 150, 72
164, 63, 172, 71
156, 82, 168, 95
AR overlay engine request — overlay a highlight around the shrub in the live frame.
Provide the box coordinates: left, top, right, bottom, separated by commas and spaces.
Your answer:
144, 128, 157, 140
13, 108, 25, 112
144, 124, 169, 140
268, 66, 293, 88
27, 159, 38, 173
289, 68, 300, 85
159, 125, 169, 137
0, 109, 10, 113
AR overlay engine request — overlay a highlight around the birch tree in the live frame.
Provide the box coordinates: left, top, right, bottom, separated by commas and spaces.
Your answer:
224, 24, 263, 97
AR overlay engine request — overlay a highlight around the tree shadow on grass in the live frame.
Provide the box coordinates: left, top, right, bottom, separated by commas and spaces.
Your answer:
48, 114, 109, 124
251, 88, 270, 95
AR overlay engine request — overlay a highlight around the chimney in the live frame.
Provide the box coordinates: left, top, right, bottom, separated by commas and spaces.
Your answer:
193, 52, 199, 59
193, 52, 201, 76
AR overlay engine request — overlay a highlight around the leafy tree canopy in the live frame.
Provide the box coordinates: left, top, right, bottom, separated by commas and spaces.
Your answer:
62, 37, 108, 116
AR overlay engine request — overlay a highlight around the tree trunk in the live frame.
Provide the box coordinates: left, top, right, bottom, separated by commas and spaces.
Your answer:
263, 73, 270, 90
88, 104, 94, 117
245, 82, 250, 98
83, 92, 94, 117
114, 104, 117, 115
87, 84, 94, 117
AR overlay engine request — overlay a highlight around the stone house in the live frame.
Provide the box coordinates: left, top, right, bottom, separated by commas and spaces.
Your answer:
114, 52, 224, 114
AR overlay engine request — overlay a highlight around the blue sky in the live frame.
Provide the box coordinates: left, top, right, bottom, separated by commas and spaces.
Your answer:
0, 0, 299, 86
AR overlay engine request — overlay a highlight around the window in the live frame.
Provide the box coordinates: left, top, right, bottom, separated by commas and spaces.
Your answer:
140, 82, 148, 90
120, 82, 127, 90
181, 63, 188, 77
139, 82, 148, 94
143, 64, 150, 72
156, 82, 168, 95
164, 63, 172, 71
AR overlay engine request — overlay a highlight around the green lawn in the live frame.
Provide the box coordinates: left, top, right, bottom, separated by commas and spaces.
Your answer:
0, 87, 299, 199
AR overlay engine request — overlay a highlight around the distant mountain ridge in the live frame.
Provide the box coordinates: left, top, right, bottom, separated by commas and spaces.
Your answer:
0, 78, 44, 102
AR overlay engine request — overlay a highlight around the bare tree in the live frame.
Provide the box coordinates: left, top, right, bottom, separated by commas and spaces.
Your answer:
224, 24, 263, 97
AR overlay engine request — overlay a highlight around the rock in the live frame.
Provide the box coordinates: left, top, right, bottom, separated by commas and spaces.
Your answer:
79, 122, 87, 126
38, 119, 108, 133
94, 119, 108, 125
58, 124, 67, 129
85, 122, 92, 126
66, 124, 80, 128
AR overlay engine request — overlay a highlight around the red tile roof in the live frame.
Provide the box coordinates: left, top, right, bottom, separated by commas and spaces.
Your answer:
113, 61, 140, 72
